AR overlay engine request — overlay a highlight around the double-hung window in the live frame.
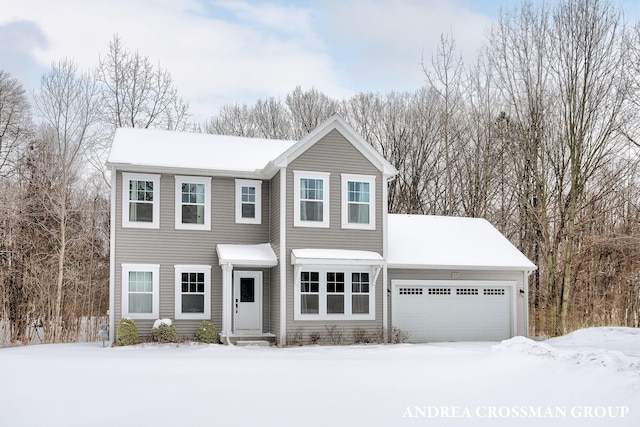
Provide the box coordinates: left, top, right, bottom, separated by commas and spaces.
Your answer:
175, 176, 211, 230
122, 173, 160, 228
122, 264, 159, 319
294, 171, 330, 228
295, 269, 374, 320
342, 174, 375, 230
174, 265, 211, 319
235, 179, 262, 224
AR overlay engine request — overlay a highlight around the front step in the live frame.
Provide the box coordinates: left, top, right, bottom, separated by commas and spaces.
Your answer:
220, 333, 276, 346
235, 340, 272, 347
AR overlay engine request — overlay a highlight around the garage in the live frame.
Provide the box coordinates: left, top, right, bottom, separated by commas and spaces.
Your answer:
391, 281, 515, 342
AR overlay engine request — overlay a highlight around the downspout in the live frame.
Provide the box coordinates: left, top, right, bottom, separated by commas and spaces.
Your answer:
524, 270, 532, 337
279, 167, 287, 345
382, 174, 395, 335
109, 167, 116, 343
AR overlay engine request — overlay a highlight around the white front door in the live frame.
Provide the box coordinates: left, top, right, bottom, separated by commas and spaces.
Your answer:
233, 271, 262, 334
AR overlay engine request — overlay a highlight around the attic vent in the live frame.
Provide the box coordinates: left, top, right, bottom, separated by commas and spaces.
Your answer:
428, 288, 451, 295
399, 287, 423, 295
456, 288, 479, 295
484, 288, 506, 296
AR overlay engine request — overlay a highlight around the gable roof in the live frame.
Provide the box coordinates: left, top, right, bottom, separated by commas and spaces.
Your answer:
107, 128, 296, 178
387, 214, 537, 271
267, 114, 397, 177
106, 114, 397, 179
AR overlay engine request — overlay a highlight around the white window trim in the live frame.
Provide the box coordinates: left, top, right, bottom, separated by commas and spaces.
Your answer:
174, 176, 211, 230
121, 263, 160, 320
293, 170, 330, 228
235, 179, 262, 224
174, 265, 212, 320
122, 173, 160, 229
293, 266, 375, 321
341, 174, 376, 230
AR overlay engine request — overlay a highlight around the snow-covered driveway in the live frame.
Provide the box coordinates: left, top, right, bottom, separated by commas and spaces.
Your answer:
0, 327, 638, 426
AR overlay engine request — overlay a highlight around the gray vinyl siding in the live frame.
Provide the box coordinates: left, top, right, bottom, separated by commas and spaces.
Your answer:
284, 129, 385, 341
269, 171, 281, 339
388, 268, 528, 336
114, 172, 271, 338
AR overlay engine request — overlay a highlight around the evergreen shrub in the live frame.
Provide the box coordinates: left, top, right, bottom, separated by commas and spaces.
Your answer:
195, 320, 218, 344
115, 318, 139, 346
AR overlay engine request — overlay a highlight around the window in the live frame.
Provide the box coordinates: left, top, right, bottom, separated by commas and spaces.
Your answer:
174, 265, 211, 319
351, 272, 370, 314
300, 271, 319, 314
175, 176, 211, 230
293, 171, 330, 228
341, 174, 375, 230
295, 269, 374, 320
122, 173, 160, 229
326, 272, 345, 314
122, 264, 159, 319
235, 179, 262, 224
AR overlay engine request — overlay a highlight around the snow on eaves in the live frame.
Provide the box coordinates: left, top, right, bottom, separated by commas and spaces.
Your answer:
387, 214, 537, 271
107, 127, 296, 176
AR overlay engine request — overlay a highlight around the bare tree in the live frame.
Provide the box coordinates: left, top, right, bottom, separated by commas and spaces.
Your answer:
32, 59, 102, 342
96, 35, 190, 131
0, 71, 32, 176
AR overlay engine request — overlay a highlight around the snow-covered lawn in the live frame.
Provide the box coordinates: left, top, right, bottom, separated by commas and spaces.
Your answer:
0, 328, 638, 427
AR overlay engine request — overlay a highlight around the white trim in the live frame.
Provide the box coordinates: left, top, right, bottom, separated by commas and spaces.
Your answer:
122, 172, 160, 229
174, 265, 211, 320
109, 168, 116, 342
235, 179, 262, 224
293, 267, 376, 321
174, 175, 211, 230
121, 264, 160, 320
233, 270, 263, 334
341, 174, 376, 230
293, 170, 330, 228
390, 280, 517, 338
221, 263, 233, 340
279, 168, 287, 345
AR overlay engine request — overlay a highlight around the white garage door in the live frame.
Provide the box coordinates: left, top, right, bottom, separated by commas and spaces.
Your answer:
392, 281, 514, 343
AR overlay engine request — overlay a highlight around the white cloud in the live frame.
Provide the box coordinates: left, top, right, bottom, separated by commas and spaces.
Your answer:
1, 0, 350, 122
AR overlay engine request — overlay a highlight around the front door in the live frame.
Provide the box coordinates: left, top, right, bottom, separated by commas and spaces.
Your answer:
233, 271, 262, 334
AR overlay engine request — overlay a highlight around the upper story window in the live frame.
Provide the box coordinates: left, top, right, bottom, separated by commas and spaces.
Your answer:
121, 264, 159, 320
122, 173, 160, 229
175, 176, 211, 230
293, 171, 330, 228
235, 179, 262, 224
341, 174, 376, 230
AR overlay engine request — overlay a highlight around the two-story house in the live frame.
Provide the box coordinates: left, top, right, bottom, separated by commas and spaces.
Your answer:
107, 114, 536, 345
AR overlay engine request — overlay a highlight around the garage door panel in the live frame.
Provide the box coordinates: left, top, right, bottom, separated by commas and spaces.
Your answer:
393, 283, 513, 343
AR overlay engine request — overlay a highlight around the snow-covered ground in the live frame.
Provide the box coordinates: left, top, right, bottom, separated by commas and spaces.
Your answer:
0, 327, 638, 427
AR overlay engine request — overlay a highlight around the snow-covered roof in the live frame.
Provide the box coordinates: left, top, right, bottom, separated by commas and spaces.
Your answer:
216, 243, 278, 267
107, 128, 296, 177
291, 248, 385, 266
387, 214, 537, 271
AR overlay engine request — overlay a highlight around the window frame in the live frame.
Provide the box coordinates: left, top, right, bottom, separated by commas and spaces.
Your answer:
174, 176, 211, 230
122, 173, 161, 229
174, 265, 211, 320
121, 264, 160, 320
293, 171, 330, 228
235, 179, 262, 224
294, 267, 375, 320
341, 174, 376, 230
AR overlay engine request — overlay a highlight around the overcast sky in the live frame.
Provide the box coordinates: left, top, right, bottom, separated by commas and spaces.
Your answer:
2, 0, 640, 122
